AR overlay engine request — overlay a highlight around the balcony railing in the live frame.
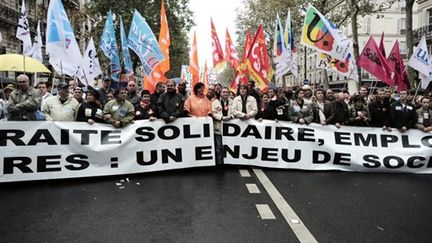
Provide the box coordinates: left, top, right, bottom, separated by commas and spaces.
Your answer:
413, 25, 432, 43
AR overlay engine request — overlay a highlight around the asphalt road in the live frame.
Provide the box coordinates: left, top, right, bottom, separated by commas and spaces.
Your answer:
0, 166, 431, 242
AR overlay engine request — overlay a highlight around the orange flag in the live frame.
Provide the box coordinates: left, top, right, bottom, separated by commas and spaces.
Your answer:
210, 18, 225, 69
225, 28, 240, 70
245, 25, 273, 91
202, 60, 209, 94
229, 30, 253, 91
143, 0, 170, 93
189, 31, 200, 88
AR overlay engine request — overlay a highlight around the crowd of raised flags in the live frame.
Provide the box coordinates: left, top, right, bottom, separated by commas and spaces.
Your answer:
6, 1, 432, 99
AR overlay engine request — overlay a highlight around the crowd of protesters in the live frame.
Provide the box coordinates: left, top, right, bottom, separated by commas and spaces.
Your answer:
1, 74, 432, 135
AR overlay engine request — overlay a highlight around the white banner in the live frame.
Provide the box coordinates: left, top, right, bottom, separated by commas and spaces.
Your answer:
222, 120, 432, 173
0, 118, 215, 182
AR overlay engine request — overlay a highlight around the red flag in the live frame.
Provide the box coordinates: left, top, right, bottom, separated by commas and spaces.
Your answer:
379, 32, 386, 58
245, 25, 273, 91
242, 30, 253, 62
387, 40, 409, 92
357, 36, 393, 86
143, 0, 170, 93
210, 18, 225, 69
189, 31, 200, 88
225, 28, 240, 69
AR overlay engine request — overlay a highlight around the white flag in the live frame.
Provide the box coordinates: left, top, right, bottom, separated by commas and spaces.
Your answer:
408, 35, 431, 78
32, 21, 43, 63
46, 0, 82, 76
78, 38, 102, 87
16, 0, 33, 56
419, 55, 432, 89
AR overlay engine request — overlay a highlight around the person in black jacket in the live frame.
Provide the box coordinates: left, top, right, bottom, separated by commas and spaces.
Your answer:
135, 90, 157, 121
368, 88, 392, 131
390, 89, 416, 132
156, 80, 184, 123
326, 92, 349, 128
256, 93, 277, 121
76, 87, 104, 124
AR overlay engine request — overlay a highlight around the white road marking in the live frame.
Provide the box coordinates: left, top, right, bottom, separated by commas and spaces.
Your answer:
255, 204, 276, 219
253, 169, 318, 243
246, 183, 261, 194
239, 169, 251, 177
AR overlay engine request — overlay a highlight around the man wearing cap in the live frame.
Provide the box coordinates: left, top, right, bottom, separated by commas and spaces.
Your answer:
8, 74, 41, 121
1, 84, 15, 120
42, 83, 80, 121
73, 87, 84, 104
302, 85, 313, 105
98, 77, 115, 105
76, 87, 104, 124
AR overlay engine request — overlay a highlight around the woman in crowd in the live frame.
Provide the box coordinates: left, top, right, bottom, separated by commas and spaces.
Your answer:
232, 84, 257, 120
312, 88, 331, 125
184, 82, 212, 117
134, 90, 157, 121
288, 87, 314, 124
212, 87, 234, 165
272, 87, 290, 121
76, 87, 104, 124
256, 92, 277, 121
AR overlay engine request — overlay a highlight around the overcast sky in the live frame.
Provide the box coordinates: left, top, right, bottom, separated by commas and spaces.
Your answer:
188, 0, 243, 68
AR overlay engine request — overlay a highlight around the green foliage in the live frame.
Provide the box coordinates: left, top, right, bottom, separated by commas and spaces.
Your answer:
85, 0, 194, 78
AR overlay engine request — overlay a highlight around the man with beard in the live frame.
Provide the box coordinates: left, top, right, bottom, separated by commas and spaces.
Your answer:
103, 87, 135, 128
98, 77, 115, 105
151, 82, 166, 105
42, 83, 80, 121
127, 81, 140, 107
157, 79, 184, 123
368, 88, 392, 131
8, 74, 41, 121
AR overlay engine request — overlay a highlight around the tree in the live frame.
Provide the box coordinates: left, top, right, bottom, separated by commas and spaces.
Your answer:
85, 0, 194, 78
405, 0, 416, 87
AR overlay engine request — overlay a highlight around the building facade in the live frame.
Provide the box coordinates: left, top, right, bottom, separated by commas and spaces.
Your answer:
414, 0, 432, 53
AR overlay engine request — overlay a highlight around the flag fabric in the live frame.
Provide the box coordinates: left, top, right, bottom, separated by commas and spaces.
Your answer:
100, 11, 121, 81
78, 37, 102, 87
301, 4, 352, 62
245, 25, 273, 91
316, 53, 358, 81
16, 0, 33, 56
120, 17, 134, 79
407, 35, 432, 89
230, 30, 253, 92
46, 0, 82, 76
225, 28, 240, 69
143, 0, 171, 93
242, 30, 253, 62
357, 36, 393, 86
284, 9, 298, 77
31, 21, 43, 63
189, 31, 200, 88
128, 10, 164, 77
408, 35, 431, 78
387, 40, 409, 92
210, 18, 226, 69
273, 14, 285, 57
379, 32, 386, 58
202, 60, 209, 94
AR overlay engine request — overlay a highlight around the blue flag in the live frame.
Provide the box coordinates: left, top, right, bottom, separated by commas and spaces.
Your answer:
128, 10, 164, 77
120, 16, 134, 78
100, 10, 121, 81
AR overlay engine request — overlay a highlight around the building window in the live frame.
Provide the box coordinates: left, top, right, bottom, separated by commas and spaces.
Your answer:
400, 0, 406, 11
398, 18, 406, 35
400, 41, 407, 55
363, 17, 371, 33
428, 9, 432, 31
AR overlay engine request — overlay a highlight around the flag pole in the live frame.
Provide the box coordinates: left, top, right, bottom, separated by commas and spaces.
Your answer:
60, 61, 65, 83
413, 81, 421, 102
